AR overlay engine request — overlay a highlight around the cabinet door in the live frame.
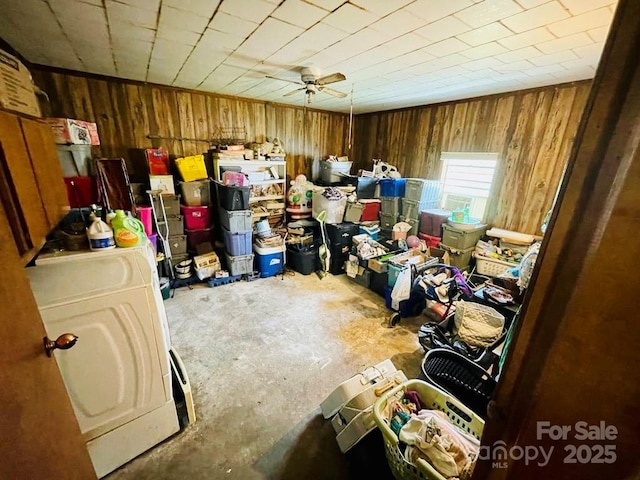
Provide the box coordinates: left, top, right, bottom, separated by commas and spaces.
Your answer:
38, 287, 169, 441
0, 111, 50, 255
20, 118, 69, 230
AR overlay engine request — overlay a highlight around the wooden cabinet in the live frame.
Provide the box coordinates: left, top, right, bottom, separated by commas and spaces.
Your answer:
0, 110, 69, 261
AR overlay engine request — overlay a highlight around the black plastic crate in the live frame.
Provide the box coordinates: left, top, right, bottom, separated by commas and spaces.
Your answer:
214, 181, 250, 211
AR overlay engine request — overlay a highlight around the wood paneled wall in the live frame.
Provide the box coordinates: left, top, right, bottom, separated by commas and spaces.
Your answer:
31, 69, 350, 182
352, 81, 591, 234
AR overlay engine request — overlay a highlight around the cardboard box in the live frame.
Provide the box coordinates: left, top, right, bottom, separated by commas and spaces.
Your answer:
193, 252, 220, 269
368, 257, 389, 274
44, 117, 100, 145
149, 175, 175, 195
0, 49, 41, 117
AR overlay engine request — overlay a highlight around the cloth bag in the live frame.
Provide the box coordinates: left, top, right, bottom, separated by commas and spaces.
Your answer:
453, 301, 505, 347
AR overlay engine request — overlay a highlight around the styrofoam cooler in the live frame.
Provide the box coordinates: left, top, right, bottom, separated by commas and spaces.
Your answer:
254, 244, 285, 277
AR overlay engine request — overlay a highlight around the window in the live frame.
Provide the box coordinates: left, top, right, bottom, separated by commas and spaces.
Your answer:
439, 152, 498, 220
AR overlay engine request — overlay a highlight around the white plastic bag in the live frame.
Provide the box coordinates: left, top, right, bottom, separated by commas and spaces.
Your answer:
391, 267, 412, 310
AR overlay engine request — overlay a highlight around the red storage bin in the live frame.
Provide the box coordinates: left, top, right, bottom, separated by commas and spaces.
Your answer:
64, 177, 97, 207
186, 227, 213, 251
360, 199, 381, 222
419, 209, 450, 236
181, 205, 211, 230
419, 233, 442, 248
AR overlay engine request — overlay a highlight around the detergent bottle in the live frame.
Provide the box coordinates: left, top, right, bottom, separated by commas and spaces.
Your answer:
86, 213, 116, 251
111, 210, 147, 248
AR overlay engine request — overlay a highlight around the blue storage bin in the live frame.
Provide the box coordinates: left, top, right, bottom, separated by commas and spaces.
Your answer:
223, 227, 252, 255
385, 286, 426, 317
379, 178, 406, 197
254, 244, 285, 277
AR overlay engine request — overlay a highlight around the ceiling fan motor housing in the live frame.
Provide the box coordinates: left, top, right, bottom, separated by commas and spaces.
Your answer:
300, 66, 321, 83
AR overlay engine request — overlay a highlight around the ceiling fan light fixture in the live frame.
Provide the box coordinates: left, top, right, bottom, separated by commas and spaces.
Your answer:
306, 89, 314, 104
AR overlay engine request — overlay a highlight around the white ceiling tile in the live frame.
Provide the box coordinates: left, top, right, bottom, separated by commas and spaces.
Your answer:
201, 63, 247, 89
558, 0, 615, 16
112, 39, 154, 55
395, 50, 437, 67
414, 16, 471, 43
403, 0, 474, 23
235, 18, 304, 58
199, 28, 248, 50
267, 23, 348, 65
501, 2, 570, 33
537, 32, 593, 54
106, 1, 158, 28
524, 64, 566, 76
151, 38, 193, 62
383, 33, 433, 55
156, 25, 202, 46
5, 0, 56, 20
529, 50, 578, 66
162, 0, 220, 17
493, 60, 535, 72
159, 6, 210, 33
272, 0, 329, 29
350, 0, 413, 16
462, 68, 494, 79
110, 22, 156, 42
410, 53, 468, 73
423, 38, 469, 57
219, 0, 277, 24
454, 0, 523, 28
547, 7, 613, 38
50, 0, 106, 23
369, 10, 427, 38
573, 42, 605, 58
514, 0, 549, 7
321, 3, 378, 33
497, 27, 555, 50
209, 12, 258, 38
456, 22, 513, 46
304, 0, 346, 11
562, 56, 600, 69
587, 25, 610, 43
495, 46, 542, 63
460, 42, 509, 59
551, 65, 595, 80
461, 57, 503, 70
109, 0, 160, 12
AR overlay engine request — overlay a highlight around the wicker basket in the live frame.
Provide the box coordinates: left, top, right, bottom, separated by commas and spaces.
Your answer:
454, 301, 505, 347
475, 256, 515, 276
373, 379, 484, 480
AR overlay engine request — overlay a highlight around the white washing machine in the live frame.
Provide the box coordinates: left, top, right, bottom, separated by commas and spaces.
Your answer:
27, 243, 189, 477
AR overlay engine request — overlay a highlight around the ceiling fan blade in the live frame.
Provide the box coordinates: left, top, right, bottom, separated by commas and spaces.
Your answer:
283, 87, 306, 97
316, 72, 346, 85
266, 75, 304, 85
318, 86, 347, 98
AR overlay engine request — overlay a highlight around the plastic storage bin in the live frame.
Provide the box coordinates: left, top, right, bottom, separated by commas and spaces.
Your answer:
181, 205, 211, 230
218, 208, 252, 232
180, 179, 211, 206
420, 209, 451, 236
402, 199, 439, 220
373, 379, 484, 480
442, 223, 488, 250
254, 244, 285, 277
419, 233, 441, 248
215, 181, 250, 211
439, 244, 475, 270
398, 215, 418, 235
166, 215, 184, 236
379, 212, 398, 230
379, 178, 406, 197
167, 235, 187, 255
312, 191, 347, 224
346, 176, 378, 199
350, 268, 371, 288
224, 252, 254, 276
404, 178, 442, 203
380, 197, 401, 216
153, 194, 181, 217
223, 227, 252, 256
287, 247, 318, 275
360, 199, 381, 221
185, 227, 213, 251
319, 160, 352, 183
176, 154, 207, 182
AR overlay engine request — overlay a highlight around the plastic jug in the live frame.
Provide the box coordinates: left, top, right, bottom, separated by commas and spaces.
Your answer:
111, 210, 147, 248
87, 213, 116, 251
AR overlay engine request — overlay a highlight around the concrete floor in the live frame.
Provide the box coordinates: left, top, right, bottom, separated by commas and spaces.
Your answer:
107, 272, 427, 480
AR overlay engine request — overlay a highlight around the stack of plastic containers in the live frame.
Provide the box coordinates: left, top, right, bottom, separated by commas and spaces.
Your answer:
215, 181, 254, 276
180, 179, 213, 252
399, 179, 441, 235
379, 178, 406, 232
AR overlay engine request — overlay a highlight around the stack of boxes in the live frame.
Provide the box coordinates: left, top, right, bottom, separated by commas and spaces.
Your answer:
379, 178, 406, 232
215, 182, 254, 277
398, 179, 441, 236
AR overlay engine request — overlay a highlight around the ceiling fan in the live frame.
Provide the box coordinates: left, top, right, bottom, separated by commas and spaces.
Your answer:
266, 67, 347, 104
